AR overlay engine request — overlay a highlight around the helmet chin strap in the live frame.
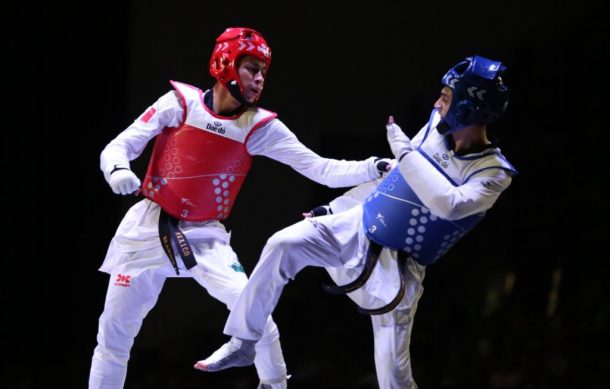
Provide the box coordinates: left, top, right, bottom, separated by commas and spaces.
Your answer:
227, 80, 252, 106
437, 116, 465, 135
436, 120, 454, 135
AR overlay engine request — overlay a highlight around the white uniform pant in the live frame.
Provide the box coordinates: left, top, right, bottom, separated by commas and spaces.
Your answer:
225, 206, 425, 389
89, 238, 287, 389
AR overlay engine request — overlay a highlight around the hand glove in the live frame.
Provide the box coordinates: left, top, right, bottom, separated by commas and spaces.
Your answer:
386, 115, 413, 161
374, 158, 393, 177
302, 205, 332, 218
109, 169, 141, 195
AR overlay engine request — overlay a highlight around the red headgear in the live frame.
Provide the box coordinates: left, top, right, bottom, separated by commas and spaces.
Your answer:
209, 27, 272, 104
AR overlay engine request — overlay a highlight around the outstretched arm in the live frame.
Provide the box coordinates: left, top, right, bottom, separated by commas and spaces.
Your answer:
247, 119, 390, 188
301, 116, 404, 216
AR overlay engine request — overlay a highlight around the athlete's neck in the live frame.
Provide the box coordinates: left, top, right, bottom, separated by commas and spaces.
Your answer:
208, 83, 243, 116
451, 124, 490, 154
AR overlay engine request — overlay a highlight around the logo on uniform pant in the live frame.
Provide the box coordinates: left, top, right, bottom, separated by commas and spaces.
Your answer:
114, 274, 132, 287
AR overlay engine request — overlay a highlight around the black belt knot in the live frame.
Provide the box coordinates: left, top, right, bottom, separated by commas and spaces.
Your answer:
158, 209, 197, 275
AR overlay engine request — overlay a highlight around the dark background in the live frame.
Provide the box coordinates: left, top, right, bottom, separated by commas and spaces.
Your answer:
4, 1, 608, 388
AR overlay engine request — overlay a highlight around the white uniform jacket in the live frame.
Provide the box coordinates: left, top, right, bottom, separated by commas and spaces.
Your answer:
98, 86, 380, 274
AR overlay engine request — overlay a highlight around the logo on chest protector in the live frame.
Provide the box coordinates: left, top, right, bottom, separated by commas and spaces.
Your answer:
433, 152, 450, 169
206, 121, 226, 134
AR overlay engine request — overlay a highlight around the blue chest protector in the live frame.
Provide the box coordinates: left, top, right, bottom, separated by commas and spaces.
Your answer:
362, 168, 484, 266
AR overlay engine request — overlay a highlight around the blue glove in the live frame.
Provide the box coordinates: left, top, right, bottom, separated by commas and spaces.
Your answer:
302, 205, 332, 218
374, 158, 392, 177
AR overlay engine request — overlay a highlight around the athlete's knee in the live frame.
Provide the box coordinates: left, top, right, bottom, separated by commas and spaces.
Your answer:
223, 283, 250, 309
258, 316, 280, 345
266, 228, 309, 255
376, 357, 416, 389
97, 310, 143, 349
93, 334, 130, 364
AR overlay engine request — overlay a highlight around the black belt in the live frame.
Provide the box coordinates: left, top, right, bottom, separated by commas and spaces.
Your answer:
323, 241, 382, 295
322, 241, 407, 315
357, 250, 407, 315
158, 209, 197, 275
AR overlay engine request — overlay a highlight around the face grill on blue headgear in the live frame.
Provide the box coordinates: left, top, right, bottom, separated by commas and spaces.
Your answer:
438, 55, 509, 134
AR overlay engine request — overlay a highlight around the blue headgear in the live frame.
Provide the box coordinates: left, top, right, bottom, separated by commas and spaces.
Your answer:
437, 55, 509, 135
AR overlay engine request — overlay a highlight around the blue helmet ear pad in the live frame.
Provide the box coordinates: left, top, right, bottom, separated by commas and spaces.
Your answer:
437, 97, 478, 135
455, 100, 477, 124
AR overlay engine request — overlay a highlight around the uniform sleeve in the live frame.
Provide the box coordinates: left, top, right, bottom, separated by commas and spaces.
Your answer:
386, 123, 413, 159
398, 151, 513, 220
328, 179, 382, 213
100, 91, 183, 182
246, 119, 379, 188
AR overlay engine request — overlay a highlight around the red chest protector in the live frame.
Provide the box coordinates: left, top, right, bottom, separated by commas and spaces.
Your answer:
141, 81, 276, 221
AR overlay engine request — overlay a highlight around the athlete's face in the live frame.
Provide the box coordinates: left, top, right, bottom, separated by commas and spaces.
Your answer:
434, 86, 453, 118
237, 55, 267, 104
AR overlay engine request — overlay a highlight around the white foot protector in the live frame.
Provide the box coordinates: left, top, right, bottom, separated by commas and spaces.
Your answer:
194, 337, 256, 372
